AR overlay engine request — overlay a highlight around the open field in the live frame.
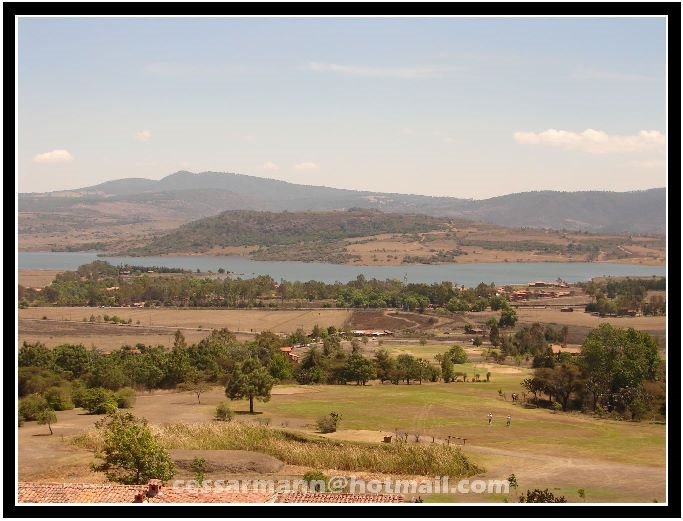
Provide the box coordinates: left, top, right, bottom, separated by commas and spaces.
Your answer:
19, 364, 666, 502
18, 270, 63, 289
18, 308, 352, 350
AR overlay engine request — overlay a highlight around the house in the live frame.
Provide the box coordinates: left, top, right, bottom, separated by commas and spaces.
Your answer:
279, 346, 299, 363
351, 330, 390, 337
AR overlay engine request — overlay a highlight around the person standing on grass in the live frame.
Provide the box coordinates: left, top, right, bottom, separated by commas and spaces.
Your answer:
506, 415, 511, 427
487, 412, 493, 425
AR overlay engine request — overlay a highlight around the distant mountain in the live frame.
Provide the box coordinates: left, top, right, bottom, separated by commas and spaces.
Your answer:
19, 170, 665, 234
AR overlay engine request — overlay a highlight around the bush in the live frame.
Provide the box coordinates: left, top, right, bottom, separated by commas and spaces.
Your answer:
316, 412, 342, 433
44, 386, 74, 411
79, 388, 118, 414
19, 394, 49, 421
115, 387, 137, 408
214, 402, 234, 422
303, 470, 328, 492
550, 402, 562, 412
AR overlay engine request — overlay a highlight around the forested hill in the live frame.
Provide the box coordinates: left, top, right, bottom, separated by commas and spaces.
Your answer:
124, 209, 448, 256
19, 170, 665, 234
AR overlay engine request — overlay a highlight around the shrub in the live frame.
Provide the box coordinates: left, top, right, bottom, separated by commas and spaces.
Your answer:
303, 470, 328, 492
80, 388, 118, 414
550, 402, 562, 412
115, 387, 137, 408
44, 386, 74, 411
214, 402, 234, 422
316, 412, 342, 433
19, 394, 49, 421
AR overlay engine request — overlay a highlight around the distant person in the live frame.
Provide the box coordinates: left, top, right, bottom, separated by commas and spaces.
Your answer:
506, 415, 511, 427
487, 412, 493, 425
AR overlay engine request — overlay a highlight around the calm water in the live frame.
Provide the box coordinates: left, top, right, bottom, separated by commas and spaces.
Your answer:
17, 252, 666, 286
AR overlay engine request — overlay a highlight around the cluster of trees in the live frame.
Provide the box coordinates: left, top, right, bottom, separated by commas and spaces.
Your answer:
579, 276, 666, 316
20, 262, 515, 313
18, 328, 298, 420
125, 209, 446, 256
521, 324, 663, 420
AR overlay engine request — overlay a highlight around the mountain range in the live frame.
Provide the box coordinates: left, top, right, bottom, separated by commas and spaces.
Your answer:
19, 171, 666, 235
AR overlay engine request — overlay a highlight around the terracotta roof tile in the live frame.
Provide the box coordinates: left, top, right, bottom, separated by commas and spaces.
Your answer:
276, 492, 404, 503
18, 483, 272, 504
18, 483, 145, 503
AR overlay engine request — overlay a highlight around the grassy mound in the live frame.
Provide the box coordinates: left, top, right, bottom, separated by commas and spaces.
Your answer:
72, 422, 482, 478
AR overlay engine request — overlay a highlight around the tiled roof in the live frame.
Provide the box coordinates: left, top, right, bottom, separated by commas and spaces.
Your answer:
17, 483, 271, 504
276, 492, 404, 503
18, 482, 144, 503
144, 490, 272, 503
18, 483, 403, 504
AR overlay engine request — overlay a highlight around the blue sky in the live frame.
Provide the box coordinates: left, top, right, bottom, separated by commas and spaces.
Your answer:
18, 17, 667, 197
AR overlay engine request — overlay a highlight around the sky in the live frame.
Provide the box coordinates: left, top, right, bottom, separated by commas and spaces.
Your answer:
17, 16, 667, 198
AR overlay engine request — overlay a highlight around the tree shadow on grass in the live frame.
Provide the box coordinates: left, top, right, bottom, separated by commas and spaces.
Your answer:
31, 433, 54, 437
234, 411, 263, 415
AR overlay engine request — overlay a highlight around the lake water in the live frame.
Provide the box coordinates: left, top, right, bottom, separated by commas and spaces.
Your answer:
17, 252, 666, 286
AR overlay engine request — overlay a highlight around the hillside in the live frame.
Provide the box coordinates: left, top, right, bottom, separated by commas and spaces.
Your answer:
19, 171, 666, 236
122, 209, 448, 262
113, 209, 665, 266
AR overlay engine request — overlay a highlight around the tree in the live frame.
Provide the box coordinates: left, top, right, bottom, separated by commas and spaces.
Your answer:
19, 394, 50, 421
499, 307, 518, 328
548, 363, 583, 411
447, 345, 468, 364
344, 354, 376, 385
37, 408, 57, 435
225, 358, 275, 414
177, 369, 212, 404
580, 324, 660, 412
374, 349, 395, 384
441, 356, 454, 383
91, 412, 175, 484
489, 324, 500, 347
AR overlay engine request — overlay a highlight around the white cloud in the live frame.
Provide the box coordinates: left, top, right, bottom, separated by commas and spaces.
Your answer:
513, 129, 665, 154
308, 62, 446, 79
135, 130, 152, 142
293, 161, 320, 171
32, 149, 74, 163
260, 161, 280, 171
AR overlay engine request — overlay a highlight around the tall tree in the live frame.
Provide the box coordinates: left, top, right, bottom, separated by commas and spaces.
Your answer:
225, 358, 275, 414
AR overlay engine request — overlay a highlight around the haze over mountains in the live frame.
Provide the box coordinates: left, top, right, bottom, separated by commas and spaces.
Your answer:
19, 171, 666, 235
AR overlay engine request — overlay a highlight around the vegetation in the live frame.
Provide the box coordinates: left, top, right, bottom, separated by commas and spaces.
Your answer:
20, 262, 515, 313
520, 324, 662, 418
225, 358, 276, 414
124, 209, 447, 256
316, 412, 342, 433
90, 412, 175, 484
214, 402, 234, 422
579, 277, 666, 316
519, 489, 568, 503
74, 422, 483, 478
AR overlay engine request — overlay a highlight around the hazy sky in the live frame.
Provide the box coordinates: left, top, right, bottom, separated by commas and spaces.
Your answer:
18, 16, 667, 198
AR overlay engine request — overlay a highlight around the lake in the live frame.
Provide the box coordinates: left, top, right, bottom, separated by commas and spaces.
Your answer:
17, 252, 666, 286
